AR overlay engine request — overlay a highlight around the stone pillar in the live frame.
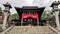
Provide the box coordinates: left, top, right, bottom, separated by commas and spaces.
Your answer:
50, 1, 60, 28
2, 11, 9, 30
54, 11, 60, 28
2, 2, 12, 30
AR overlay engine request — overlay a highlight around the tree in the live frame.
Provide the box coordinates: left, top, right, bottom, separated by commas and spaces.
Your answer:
0, 7, 2, 12
10, 13, 19, 19
0, 7, 2, 16
41, 11, 53, 20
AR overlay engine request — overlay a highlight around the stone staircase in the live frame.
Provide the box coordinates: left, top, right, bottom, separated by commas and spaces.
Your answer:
3, 26, 57, 34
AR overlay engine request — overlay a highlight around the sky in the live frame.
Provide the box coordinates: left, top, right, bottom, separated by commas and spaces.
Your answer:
0, 0, 59, 14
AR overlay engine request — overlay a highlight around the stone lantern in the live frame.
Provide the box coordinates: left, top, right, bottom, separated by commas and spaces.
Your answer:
2, 2, 12, 30
50, 1, 60, 29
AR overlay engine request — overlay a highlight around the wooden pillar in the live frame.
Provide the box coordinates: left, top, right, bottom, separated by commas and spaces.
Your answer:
37, 18, 39, 26
21, 19, 23, 26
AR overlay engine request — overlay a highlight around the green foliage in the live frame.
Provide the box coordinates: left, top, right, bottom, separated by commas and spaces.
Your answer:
10, 13, 19, 19
41, 11, 53, 20
0, 7, 2, 12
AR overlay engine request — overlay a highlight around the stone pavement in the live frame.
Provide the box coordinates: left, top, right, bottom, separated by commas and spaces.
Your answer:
4, 26, 57, 34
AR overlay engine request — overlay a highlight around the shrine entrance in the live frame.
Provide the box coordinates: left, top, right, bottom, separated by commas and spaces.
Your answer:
15, 6, 45, 26
21, 13, 38, 26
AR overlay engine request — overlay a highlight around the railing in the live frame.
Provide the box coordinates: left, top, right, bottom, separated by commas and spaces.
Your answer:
48, 26, 60, 34
1, 26, 14, 34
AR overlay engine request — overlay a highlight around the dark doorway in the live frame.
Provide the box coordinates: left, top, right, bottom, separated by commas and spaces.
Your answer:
23, 17, 37, 26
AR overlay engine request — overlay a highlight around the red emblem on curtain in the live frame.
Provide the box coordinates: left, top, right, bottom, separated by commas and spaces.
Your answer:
22, 14, 38, 19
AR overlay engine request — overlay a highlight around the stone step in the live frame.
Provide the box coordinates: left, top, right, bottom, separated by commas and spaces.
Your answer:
6, 26, 57, 34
